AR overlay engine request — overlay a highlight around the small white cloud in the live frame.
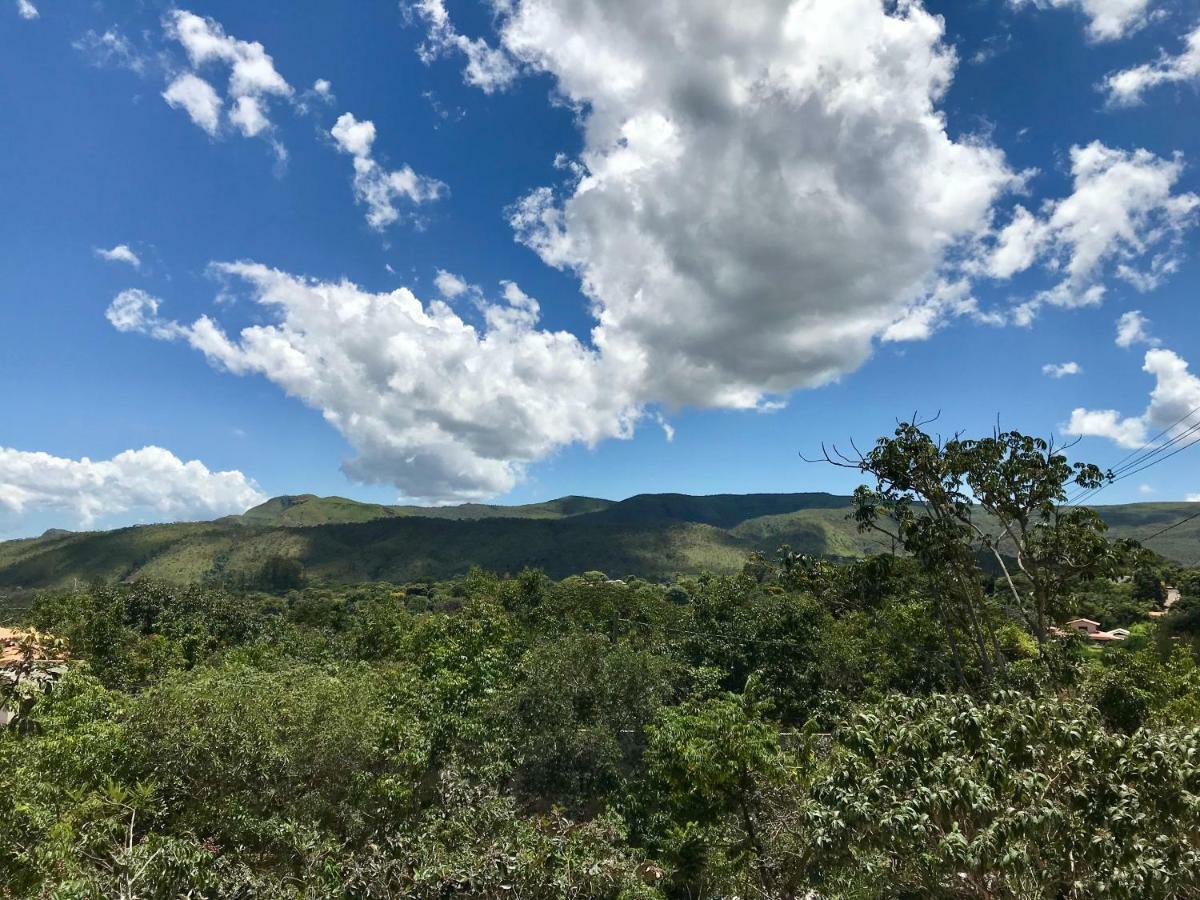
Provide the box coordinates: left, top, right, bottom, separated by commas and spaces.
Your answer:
1187, 493, 1200, 502
330, 112, 376, 157
95, 244, 142, 268
433, 269, 472, 299
296, 79, 335, 115
1066, 347, 1200, 448
161, 10, 293, 151
228, 95, 271, 137
106, 288, 182, 340
1043, 361, 1082, 378
162, 73, 223, 136
74, 28, 147, 74
1065, 408, 1149, 447
1116, 310, 1160, 348
1008, 0, 1153, 42
330, 112, 444, 229
15, 0, 37, 20
1104, 24, 1200, 106
0, 445, 265, 531
1138, 483, 1155, 495
654, 413, 675, 442
411, 0, 519, 93
983, 143, 1199, 324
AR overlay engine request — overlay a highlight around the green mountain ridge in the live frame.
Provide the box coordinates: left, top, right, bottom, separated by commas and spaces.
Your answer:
0, 493, 1196, 595
234, 493, 616, 527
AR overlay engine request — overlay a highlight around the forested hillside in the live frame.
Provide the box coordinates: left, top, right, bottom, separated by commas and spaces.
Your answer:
1, 491, 1196, 596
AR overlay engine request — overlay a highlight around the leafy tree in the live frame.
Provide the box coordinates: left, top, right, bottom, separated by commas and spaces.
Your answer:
258, 555, 307, 592
1133, 566, 1168, 606
814, 422, 1126, 685
792, 691, 1200, 898
503, 633, 674, 811
643, 684, 785, 896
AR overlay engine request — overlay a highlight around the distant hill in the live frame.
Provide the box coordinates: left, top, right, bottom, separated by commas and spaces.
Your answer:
0, 493, 1195, 594
234, 493, 614, 527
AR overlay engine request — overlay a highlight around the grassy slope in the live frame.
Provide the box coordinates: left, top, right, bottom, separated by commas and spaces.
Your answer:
0, 495, 1194, 594
1094, 503, 1200, 566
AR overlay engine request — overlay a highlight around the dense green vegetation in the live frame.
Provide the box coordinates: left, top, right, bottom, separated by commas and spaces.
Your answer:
1, 490, 1196, 597
3, 424, 1200, 897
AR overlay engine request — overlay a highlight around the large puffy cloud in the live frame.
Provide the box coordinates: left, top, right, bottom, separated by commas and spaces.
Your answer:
330, 113, 445, 229
1008, 0, 1154, 42
162, 10, 293, 152
1066, 348, 1200, 447
488, 0, 1020, 409
1104, 24, 1200, 105
107, 266, 641, 503
0, 446, 265, 530
982, 143, 1198, 324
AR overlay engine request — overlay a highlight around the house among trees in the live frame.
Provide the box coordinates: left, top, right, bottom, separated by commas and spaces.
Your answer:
1062, 618, 1127, 642
1067, 618, 1101, 635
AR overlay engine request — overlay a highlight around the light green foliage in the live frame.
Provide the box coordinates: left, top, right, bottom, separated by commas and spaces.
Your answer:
642, 685, 785, 895
795, 692, 1200, 898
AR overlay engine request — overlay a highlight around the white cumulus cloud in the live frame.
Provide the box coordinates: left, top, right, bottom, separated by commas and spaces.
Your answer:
162, 73, 223, 136
111, 0, 1200, 504
1104, 24, 1200, 105
1066, 348, 1200, 447
1116, 309, 1160, 348
411, 0, 519, 93
162, 10, 292, 151
330, 112, 444, 230
485, 0, 1021, 409
1043, 361, 1082, 378
1008, 0, 1154, 42
0, 446, 265, 531
106, 267, 641, 503
983, 143, 1199, 324
95, 244, 142, 268
15, 0, 37, 20
433, 269, 473, 299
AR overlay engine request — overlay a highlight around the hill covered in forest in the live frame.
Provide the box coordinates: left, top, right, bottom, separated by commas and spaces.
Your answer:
0, 492, 1196, 594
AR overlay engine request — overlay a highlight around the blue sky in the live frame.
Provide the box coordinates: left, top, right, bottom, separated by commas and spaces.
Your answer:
2, 0, 1200, 536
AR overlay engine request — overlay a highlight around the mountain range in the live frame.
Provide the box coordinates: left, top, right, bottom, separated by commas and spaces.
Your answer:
0, 493, 1195, 595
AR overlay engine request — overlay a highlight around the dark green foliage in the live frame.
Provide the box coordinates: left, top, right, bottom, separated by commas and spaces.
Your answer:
1133, 566, 1168, 605
4, 565, 1200, 898
258, 554, 306, 591
3, 430, 1199, 897
1071, 578, 1156, 627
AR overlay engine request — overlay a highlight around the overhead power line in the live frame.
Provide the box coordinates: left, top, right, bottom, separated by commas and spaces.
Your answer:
1142, 507, 1200, 544
1067, 401, 1200, 507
